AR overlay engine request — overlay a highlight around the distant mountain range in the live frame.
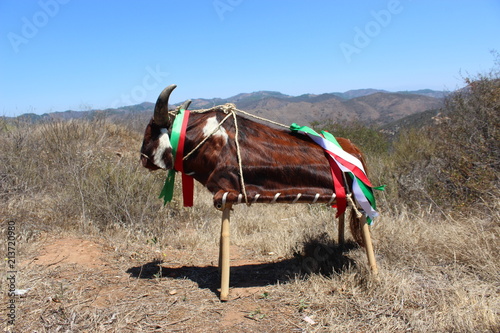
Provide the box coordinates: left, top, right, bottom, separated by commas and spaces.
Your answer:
182, 89, 445, 126
13, 88, 448, 130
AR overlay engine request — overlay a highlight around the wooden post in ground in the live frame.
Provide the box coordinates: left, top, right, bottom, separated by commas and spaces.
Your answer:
360, 216, 378, 274
338, 213, 345, 245
219, 204, 232, 301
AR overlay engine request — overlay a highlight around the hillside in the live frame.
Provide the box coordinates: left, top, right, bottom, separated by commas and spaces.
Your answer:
11, 89, 445, 128
185, 90, 444, 126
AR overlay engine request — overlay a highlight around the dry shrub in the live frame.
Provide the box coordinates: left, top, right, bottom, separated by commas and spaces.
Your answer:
382, 127, 438, 209
0, 119, 175, 236
386, 57, 500, 212
430, 71, 500, 208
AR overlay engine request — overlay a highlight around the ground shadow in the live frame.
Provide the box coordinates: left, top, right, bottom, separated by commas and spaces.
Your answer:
126, 259, 299, 295
297, 238, 358, 276
126, 238, 358, 297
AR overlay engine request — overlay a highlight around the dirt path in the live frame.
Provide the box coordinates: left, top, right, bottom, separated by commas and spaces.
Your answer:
8, 235, 313, 332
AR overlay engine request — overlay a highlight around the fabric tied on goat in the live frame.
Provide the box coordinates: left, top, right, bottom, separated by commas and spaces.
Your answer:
290, 123, 383, 224
159, 109, 194, 207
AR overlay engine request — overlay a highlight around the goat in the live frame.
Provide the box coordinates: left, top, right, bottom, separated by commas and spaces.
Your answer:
140, 85, 379, 300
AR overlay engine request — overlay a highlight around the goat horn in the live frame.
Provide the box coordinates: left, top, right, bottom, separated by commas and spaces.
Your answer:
180, 99, 192, 110
153, 84, 177, 127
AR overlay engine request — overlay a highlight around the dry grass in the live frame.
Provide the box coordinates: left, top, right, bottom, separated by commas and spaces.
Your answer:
1, 118, 499, 332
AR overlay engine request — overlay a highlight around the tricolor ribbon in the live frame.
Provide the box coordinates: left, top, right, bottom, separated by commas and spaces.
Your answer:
290, 123, 384, 224
159, 109, 194, 207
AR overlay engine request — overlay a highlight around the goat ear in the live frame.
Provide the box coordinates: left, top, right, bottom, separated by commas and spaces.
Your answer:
153, 84, 177, 127
179, 99, 192, 110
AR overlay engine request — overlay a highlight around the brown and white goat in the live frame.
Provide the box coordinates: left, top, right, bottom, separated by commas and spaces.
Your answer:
140, 85, 378, 300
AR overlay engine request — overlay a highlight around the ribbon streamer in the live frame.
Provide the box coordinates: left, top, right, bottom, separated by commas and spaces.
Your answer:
290, 123, 383, 224
159, 109, 194, 207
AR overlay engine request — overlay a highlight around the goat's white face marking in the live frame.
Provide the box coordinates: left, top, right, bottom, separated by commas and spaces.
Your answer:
153, 128, 171, 169
203, 116, 228, 143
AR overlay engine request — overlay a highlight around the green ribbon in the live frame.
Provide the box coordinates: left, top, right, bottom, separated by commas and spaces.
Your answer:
319, 128, 342, 149
159, 168, 176, 204
322, 129, 386, 193
159, 109, 186, 205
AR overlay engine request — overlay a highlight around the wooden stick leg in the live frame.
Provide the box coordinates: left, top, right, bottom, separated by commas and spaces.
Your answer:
361, 216, 378, 275
219, 204, 232, 301
338, 213, 345, 245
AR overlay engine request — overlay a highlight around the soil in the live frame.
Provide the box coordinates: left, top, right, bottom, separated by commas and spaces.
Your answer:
10, 234, 323, 332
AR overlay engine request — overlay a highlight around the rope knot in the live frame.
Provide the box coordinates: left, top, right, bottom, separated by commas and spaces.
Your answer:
220, 103, 237, 114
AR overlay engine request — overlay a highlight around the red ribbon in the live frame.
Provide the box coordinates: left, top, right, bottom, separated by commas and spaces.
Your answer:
173, 110, 194, 207
324, 149, 372, 187
326, 154, 346, 217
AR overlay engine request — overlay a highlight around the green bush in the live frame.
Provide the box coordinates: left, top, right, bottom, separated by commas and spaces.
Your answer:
311, 120, 390, 156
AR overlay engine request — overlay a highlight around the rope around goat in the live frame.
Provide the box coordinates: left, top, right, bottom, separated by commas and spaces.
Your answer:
173, 103, 290, 129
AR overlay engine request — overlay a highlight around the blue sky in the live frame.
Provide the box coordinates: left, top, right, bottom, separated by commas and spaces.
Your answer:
1, 0, 499, 117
